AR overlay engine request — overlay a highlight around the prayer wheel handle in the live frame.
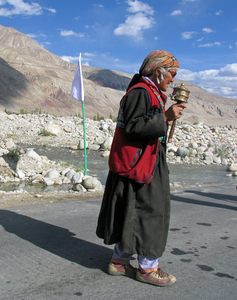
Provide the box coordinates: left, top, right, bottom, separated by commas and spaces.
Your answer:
168, 83, 190, 143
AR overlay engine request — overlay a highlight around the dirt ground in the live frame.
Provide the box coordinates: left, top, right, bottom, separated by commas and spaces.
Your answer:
0, 190, 104, 209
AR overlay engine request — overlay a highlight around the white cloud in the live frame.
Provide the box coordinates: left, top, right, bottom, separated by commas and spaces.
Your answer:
93, 4, 104, 8
216, 10, 222, 16
114, 0, 155, 39
0, 0, 56, 16
61, 53, 97, 64
83, 52, 97, 57
203, 27, 215, 34
182, 31, 196, 40
60, 30, 84, 38
26, 33, 46, 38
46, 7, 56, 14
219, 63, 237, 77
177, 63, 237, 98
170, 10, 182, 16
61, 56, 79, 62
0, 0, 44, 16
198, 42, 221, 47
197, 37, 204, 42
126, 0, 154, 14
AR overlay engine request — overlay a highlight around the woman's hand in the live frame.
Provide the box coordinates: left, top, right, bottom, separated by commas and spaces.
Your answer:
164, 103, 187, 122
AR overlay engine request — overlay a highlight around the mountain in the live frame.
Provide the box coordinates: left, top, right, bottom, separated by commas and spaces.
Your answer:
0, 25, 236, 126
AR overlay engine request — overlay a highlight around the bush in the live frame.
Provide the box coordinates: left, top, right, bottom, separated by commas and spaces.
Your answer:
6, 148, 20, 162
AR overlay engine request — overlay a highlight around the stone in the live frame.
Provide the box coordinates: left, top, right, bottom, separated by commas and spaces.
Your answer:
65, 169, 76, 180
101, 150, 110, 157
177, 147, 189, 158
62, 177, 71, 184
78, 139, 89, 150
82, 177, 99, 189
101, 136, 113, 150
72, 183, 87, 192
16, 170, 25, 179
89, 144, 100, 151
42, 177, 54, 186
69, 145, 78, 150
44, 124, 62, 136
0, 157, 9, 167
45, 169, 60, 179
226, 164, 237, 172
61, 168, 71, 176
71, 172, 84, 184
25, 149, 41, 161
108, 123, 116, 132
53, 178, 63, 185
5, 139, 16, 150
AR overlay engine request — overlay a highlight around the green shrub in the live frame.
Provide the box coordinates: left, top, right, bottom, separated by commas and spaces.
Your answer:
6, 148, 20, 162
38, 129, 53, 136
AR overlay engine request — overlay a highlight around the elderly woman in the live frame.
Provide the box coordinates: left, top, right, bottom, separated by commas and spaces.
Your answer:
96, 50, 186, 286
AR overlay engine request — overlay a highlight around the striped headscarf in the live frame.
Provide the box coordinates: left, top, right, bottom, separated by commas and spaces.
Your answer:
139, 50, 179, 76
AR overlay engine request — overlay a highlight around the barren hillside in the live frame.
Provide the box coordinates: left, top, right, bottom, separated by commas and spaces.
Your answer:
0, 25, 236, 126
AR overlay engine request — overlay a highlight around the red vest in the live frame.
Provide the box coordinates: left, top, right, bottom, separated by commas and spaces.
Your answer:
109, 82, 165, 185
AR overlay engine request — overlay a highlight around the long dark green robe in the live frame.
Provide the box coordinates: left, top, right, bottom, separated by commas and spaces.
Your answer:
96, 88, 170, 258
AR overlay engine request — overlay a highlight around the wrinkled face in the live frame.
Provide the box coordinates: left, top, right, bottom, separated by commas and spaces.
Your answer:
156, 69, 176, 92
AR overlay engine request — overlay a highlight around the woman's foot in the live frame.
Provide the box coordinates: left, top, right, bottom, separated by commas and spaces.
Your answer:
136, 267, 176, 286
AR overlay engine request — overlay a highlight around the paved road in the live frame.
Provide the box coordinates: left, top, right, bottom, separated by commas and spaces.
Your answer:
0, 183, 236, 300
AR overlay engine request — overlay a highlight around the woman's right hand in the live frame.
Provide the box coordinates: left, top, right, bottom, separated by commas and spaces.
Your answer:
164, 103, 187, 122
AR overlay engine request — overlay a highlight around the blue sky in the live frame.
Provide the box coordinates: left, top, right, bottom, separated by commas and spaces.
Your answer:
0, 0, 237, 99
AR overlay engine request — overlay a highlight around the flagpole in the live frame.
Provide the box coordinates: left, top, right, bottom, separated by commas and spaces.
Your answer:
71, 52, 87, 175
81, 101, 87, 175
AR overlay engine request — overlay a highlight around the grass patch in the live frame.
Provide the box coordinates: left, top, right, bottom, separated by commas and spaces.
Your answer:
38, 129, 53, 136
6, 148, 20, 162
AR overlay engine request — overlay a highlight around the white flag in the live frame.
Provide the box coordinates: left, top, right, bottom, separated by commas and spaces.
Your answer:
71, 53, 84, 101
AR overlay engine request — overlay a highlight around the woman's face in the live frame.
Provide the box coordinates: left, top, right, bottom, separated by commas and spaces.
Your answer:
156, 69, 176, 92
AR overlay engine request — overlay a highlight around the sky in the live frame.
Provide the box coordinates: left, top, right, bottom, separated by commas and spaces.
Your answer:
0, 0, 237, 99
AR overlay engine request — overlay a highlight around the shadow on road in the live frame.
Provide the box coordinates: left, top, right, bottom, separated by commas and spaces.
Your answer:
0, 209, 112, 273
171, 189, 237, 211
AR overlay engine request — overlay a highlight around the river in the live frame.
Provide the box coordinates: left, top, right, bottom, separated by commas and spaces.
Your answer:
0, 145, 236, 193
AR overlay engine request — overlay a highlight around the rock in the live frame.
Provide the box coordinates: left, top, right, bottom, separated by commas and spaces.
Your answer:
69, 145, 78, 150
94, 180, 103, 191
53, 178, 63, 185
213, 156, 221, 165
71, 172, 84, 184
45, 169, 60, 179
61, 168, 71, 176
25, 149, 41, 161
42, 177, 54, 186
108, 123, 116, 132
5, 139, 16, 150
226, 164, 237, 172
44, 124, 62, 136
82, 177, 99, 189
177, 147, 189, 158
101, 136, 113, 150
62, 177, 71, 184
16, 170, 25, 179
0, 157, 9, 167
78, 139, 89, 150
101, 150, 110, 157
89, 144, 100, 151
65, 169, 76, 180
72, 183, 87, 192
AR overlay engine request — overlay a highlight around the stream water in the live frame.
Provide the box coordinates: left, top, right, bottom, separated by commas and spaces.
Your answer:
0, 145, 236, 193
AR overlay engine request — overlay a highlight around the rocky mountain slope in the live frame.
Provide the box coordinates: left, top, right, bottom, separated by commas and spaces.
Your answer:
0, 25, 236, 126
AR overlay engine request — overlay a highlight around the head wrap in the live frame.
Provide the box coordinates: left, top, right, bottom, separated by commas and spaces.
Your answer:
139, 50, 179, 76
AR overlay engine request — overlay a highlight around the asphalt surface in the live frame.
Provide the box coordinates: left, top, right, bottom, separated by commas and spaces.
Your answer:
0, 183, 237, 300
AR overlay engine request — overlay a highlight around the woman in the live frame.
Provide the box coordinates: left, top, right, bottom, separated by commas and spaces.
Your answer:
96, 50, 187, 286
